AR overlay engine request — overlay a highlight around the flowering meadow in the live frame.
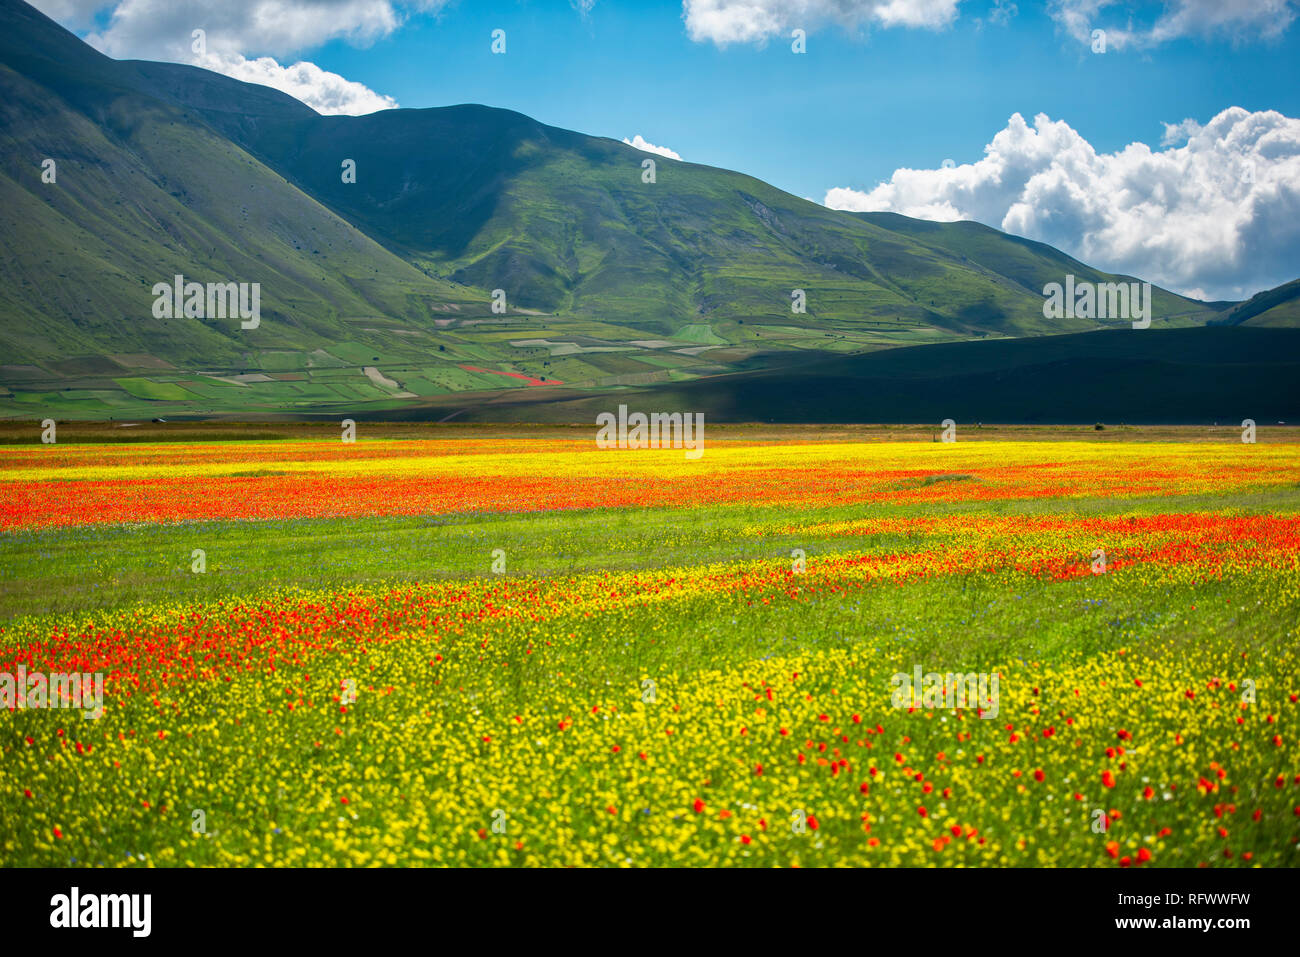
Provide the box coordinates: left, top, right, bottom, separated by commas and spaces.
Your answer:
1, 430, 1298, 867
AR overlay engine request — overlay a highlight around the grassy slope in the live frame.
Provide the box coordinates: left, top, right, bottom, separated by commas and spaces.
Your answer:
109, 28, 1226, 343
0, 0, 485, 372
1210, 278, 1300, 328
183, 89, 1219, 339
854, 212, 1228, 325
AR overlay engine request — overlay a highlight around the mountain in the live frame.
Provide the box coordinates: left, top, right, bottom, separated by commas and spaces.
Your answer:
851, 213, 1226, 324
126, 61, 1223, 341
0, 0, 490, 413
1209, 278, 1300, 327
0, 0, 1289, 422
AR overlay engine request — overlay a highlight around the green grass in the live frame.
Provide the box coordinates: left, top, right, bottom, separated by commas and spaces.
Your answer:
112, 378, 197, 401
5, 483, 1297, 625
673, 324, 728, 345
1, 474, 1297, 866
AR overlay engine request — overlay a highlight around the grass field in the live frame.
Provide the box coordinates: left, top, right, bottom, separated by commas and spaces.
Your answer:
1, 425, 1298, 867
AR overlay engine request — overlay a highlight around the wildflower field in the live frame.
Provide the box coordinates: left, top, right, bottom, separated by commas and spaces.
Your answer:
1, 425, 1298, 867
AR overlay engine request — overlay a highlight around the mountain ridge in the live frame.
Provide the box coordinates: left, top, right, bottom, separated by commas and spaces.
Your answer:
0, 0, 1295, 422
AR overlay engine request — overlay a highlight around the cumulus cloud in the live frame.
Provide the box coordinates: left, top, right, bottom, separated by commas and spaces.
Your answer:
197, 52, 397, 114
1049, 0, 1298, 50
31, 0, 410, 115
1160, 117, 1203, 146
682, 0, 962, 46
622, 135, 682, 160
60, 0, 405, 60
824, 108, 1300, 301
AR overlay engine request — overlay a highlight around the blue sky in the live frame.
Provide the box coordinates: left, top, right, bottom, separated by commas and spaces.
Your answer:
307, 1, 1300, 202
39, 0, 1300, 299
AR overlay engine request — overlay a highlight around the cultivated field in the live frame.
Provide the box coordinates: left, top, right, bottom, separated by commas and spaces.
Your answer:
1, 425, 1297, 866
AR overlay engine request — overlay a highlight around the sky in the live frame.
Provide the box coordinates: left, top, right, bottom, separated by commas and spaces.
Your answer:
30, 0, 1300, 301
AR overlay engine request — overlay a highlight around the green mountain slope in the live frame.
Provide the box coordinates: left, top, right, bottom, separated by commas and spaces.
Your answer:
852, 212, 1229, 324
0, 0, 1281, 421
1209, 278, 1300, 327
0, 0, 490, 414
90, 22, 1222, 347
167, 84, 1223, 340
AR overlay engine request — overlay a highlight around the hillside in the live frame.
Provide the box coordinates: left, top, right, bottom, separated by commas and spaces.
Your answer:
0, 0, 1287, 422
152, 68, 1222, 341
1209, 278, 1300, 327
852, 212, 1228, 324
0, 0, 509, 416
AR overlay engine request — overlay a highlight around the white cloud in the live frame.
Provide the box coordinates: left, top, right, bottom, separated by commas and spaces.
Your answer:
622, 135, 682, 160
987, 0, 1017, 25
31, 1, 409, 115
682, 0, 962, 46
74, 1, 408, 60
1160, 117, 1203, 146
1049, 0, 1298, 50
824, 108, 1300, 301
198, 52, 397, 114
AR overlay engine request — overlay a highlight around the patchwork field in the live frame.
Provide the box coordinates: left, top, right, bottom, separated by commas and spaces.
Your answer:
1, 426, 1298, 867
